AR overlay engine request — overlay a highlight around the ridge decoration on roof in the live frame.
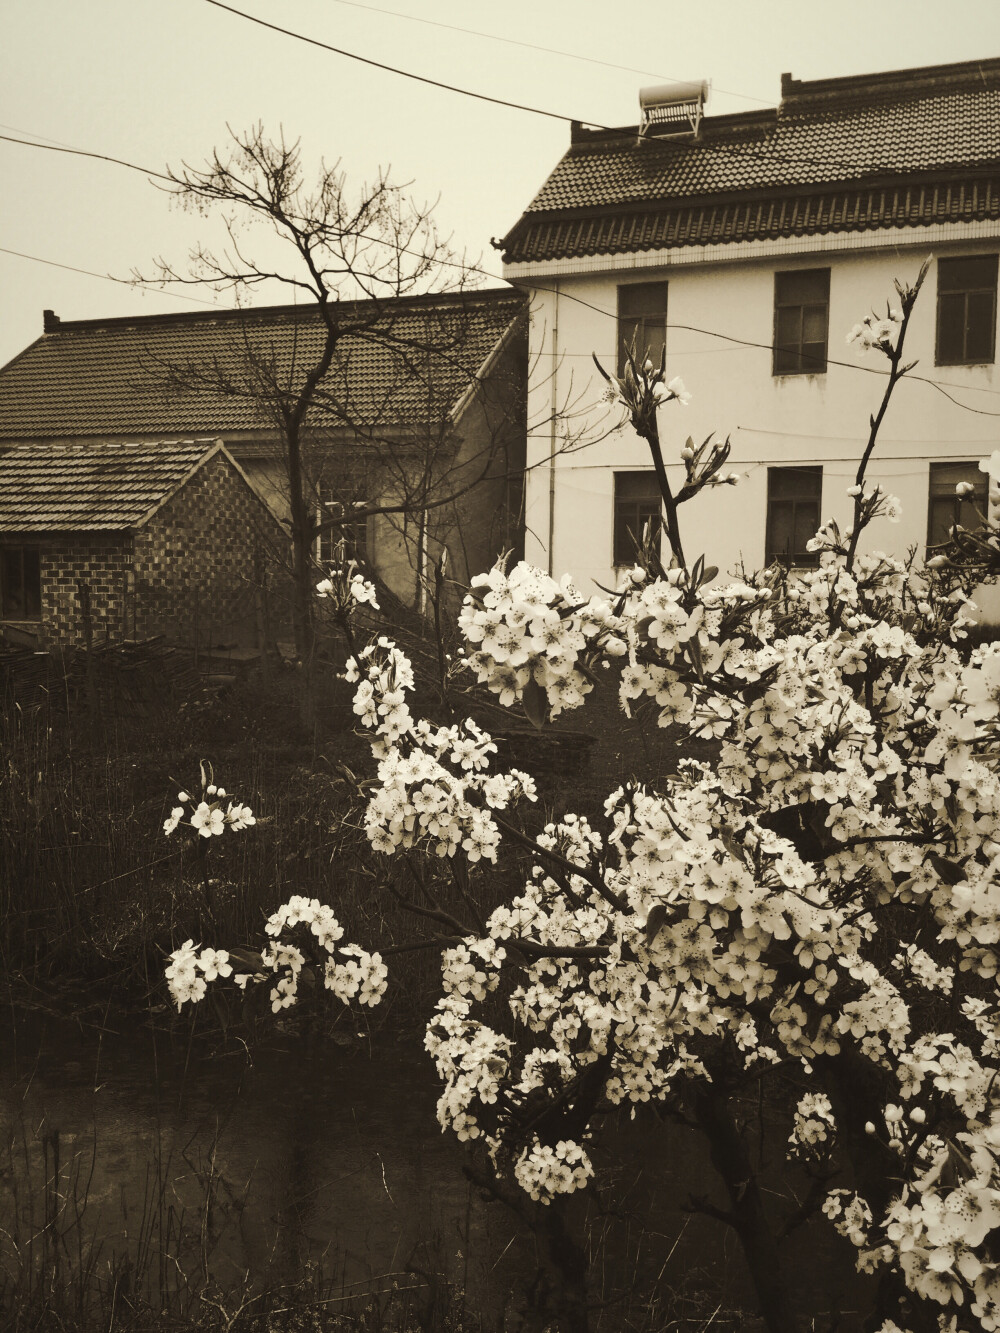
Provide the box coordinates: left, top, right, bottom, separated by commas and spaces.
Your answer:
499, 58, 1000, 267
0, 288, 526, 443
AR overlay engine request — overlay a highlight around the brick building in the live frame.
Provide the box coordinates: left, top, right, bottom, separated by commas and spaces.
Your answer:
0, 289, 527, 610
0, 440, 289, 650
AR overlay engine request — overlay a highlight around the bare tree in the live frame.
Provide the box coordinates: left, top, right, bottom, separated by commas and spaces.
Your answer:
136, 125, 530, 663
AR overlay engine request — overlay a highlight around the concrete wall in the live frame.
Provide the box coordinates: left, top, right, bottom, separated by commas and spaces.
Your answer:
519, 237, 1000, 614
427, 320, 527, 602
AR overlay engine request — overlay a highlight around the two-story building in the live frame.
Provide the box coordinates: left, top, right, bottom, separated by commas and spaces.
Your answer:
498, 58, 1000, 610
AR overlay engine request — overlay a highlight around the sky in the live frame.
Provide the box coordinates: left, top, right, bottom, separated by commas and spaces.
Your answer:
2, 0, 999, 368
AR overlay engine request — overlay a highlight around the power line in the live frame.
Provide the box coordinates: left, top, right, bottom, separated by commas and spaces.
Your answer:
516, 283, 1000, 410
0, 246, 225, 307
201, 0, 604, 127
321, 0, 772, 105
0, 132, 173, 183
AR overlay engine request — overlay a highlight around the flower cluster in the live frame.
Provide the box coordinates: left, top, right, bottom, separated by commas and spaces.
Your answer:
459, 561, 626, 721
165, 940, 233, 1009
162, 763, 255, 838
513, 1137, 594, 1204
847, 309, 903, 355
165, 895, 387, 1015
316, 557, 379, 612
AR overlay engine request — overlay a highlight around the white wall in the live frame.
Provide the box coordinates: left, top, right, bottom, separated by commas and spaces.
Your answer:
520, 238, 999, 608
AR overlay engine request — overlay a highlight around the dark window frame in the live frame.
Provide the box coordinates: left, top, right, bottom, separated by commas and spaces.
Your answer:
935, 254, 998, 366
317, 494, 370, 569
927, 461, 989, 549
613, 471, 663, 567
765, 466, 823, 567
617, 282, 669, 376
1, 545, 42, 620
773, 269, 830, 376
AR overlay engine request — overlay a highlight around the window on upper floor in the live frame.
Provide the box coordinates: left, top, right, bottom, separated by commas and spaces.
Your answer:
613, 472, 662, 567
773, 269, 830, 375
765, 466, 822, 567
317, 493, 370, 569
927, 461, 989, 549
617, 282, 669, 376
1, 546, 41, 619
936, 254, 998, 366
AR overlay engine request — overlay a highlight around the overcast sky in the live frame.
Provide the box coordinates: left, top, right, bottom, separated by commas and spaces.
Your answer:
1, 0, 998, 368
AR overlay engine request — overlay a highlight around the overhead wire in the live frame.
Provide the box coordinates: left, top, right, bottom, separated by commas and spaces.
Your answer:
319, 0, 773, 104
0, 245, 223, 307
201, 0, 603, 127
0, 132, 173, 183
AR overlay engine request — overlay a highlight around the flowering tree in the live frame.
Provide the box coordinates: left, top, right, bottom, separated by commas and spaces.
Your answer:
167, 265, 1000, 1333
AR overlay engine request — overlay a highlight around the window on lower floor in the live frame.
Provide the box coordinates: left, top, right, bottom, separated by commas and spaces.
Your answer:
1, 546, 41, 619
773, 269, 830, 375
617, 282, 668, 375
613, 471, 662, 566
317, 494, 370, 568
765, 466, 822, 567
936, 254, 998, 365
927, 461, 989, 548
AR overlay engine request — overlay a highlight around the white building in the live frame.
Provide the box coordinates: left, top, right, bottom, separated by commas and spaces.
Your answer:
499, 59, 1000, 609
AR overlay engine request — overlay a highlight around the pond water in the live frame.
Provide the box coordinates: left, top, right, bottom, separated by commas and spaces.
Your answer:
0, 1014, 866, 1328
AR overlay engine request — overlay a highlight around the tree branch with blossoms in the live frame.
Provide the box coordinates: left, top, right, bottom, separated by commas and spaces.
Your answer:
163, 272, 1000, 1333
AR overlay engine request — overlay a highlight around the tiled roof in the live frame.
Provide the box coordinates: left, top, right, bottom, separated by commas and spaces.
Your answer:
0, 440, 223, 532
501, 59, 1000, 264
0, 289, 525, 442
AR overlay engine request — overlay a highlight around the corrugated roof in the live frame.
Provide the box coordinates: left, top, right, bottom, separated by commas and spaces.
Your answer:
0, 440, 223, 532
0, 289, 525, 442
502, 59, 1000, 264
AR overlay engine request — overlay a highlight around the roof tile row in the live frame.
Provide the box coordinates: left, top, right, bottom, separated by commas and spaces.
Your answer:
502, 60, 1000, 264
0, 441, 221, 532
0, 290, 525, 442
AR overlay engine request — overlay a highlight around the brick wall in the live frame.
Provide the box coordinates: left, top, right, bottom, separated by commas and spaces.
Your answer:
132, 452, 291, 649
11, 536, 132, 648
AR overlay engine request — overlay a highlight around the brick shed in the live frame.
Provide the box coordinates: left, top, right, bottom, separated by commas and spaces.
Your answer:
0, 439, 290, 650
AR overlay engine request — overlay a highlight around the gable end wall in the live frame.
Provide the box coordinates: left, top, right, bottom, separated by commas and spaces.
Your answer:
132, 453, 290, 649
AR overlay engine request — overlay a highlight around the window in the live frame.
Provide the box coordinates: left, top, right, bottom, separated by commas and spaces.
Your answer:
617, 282, 668, 375
765, 467, 822, 567
317, 494, 369, 568
613, 472, 662, 566
936, 254, 998, 365
927, 461, 989, 548
773, 269, 830, 375
1, 546, 41, 619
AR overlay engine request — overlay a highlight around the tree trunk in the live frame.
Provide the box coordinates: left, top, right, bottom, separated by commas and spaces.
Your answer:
285, 420, 315, 665
693, 1084, 800, 1333
535, 1198, 590, 1333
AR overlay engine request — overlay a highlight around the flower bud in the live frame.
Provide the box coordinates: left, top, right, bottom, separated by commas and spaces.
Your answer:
909, 1107, 926, 1124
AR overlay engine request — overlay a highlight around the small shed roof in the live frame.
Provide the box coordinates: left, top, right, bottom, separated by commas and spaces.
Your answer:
0, 439, 231, 533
